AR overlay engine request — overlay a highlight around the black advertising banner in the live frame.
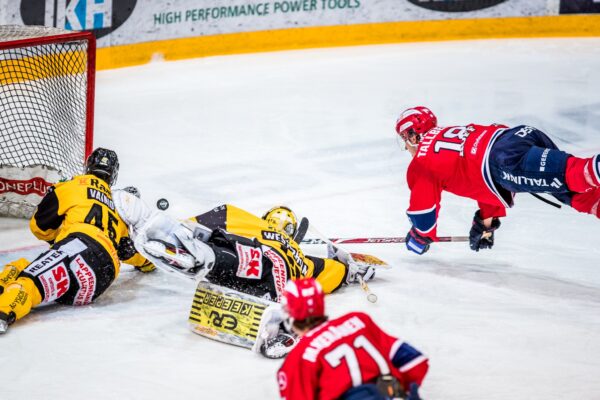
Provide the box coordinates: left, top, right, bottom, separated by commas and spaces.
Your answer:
560, 0, 600, 14
406, 0, 508, 12
20, 0, 137, 39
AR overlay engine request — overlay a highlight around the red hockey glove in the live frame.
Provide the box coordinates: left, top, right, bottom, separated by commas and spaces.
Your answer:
469, 210, 501, 252
406, 227, 433, 255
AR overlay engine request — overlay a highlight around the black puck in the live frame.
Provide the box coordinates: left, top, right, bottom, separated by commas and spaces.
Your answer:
156, 198, 169, 211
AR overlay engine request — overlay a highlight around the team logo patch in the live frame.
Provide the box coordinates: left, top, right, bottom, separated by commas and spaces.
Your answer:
235, 243, 263, 279
70, 255, 97, 306
38, 263, 70, 303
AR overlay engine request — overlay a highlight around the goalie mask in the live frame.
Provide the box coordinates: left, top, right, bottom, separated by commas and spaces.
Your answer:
262, 206, 298, 237
86, 147, 119, 186
395, 106, 437, 146
282, 278, 325, 322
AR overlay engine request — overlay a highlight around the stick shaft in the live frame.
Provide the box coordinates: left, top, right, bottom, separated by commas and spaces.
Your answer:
301, 236, 468, 245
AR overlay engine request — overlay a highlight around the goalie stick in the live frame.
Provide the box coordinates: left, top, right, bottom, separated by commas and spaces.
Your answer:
301, 236, 469, 245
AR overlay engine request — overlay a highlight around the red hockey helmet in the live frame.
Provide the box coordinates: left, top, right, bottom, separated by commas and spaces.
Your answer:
395, 106, 437, 142
282, 278, 325, 321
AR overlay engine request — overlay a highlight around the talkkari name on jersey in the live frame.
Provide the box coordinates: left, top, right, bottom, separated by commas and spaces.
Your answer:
302, 316, 366, 362
501, 172, 564, 189
87, 188, 115, 211
416, 127, 443, 158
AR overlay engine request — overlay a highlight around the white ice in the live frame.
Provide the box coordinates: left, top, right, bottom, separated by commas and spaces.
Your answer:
2, 38, 600, 400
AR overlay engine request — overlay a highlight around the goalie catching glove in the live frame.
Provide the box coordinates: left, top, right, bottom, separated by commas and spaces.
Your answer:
327, 244, 375, 284
469, 210, 501, 252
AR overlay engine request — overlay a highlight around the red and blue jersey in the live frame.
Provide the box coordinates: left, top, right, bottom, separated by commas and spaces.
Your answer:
277, 312, 428, 400
406, 124, 513, 239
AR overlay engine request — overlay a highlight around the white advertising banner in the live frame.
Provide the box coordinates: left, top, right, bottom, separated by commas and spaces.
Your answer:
6, 1, 558, 48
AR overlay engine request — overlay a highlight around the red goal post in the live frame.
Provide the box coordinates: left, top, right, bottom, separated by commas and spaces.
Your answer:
0, 26, 95, 218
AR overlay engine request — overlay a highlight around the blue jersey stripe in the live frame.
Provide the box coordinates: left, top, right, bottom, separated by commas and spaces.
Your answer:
407, 206, 436, 234
391, 342, 423, 369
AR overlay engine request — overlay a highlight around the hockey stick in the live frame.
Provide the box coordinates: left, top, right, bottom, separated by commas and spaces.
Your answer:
530, 193, 562, 209
358, 275, 378, 303
307, 224, 380, 303
301, 236, 469, 245
292, 217, 309, 243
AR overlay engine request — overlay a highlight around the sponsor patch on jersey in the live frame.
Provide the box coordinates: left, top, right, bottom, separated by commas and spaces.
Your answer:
235, 243, 263, 279
38, 263, 70, 303
24, 250, 67, 276
71, 255, 97, 306
406, 0, 507, 12
501, 171, 555, 188
264, 248, 287, 302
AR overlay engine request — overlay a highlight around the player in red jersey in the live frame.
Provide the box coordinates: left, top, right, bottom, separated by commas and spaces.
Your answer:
395, 106, 600, 254
277, 278, 428, 400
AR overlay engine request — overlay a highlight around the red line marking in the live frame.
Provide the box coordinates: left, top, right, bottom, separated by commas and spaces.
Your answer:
0, 244, 47, 255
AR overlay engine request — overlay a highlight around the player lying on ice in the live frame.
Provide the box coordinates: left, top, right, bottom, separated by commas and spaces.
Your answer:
112, 191, 377, 357
395, 106, 600, 255
0, 148, 153, 334
277, 278, 429, 400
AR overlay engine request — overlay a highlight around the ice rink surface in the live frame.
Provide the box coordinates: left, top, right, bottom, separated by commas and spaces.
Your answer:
2, 38, 600, 399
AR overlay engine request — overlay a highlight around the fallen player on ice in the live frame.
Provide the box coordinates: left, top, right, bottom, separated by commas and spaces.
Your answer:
113, 189, 380, 358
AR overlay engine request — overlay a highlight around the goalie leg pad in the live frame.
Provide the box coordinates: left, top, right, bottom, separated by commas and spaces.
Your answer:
188, 281, 274, 350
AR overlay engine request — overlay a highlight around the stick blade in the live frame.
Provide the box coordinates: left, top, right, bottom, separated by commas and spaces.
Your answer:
349, 252, 391, 269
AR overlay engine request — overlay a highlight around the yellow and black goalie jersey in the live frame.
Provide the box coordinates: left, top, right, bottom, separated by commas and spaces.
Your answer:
191, 204, 346, 294
30, 174, 139, 275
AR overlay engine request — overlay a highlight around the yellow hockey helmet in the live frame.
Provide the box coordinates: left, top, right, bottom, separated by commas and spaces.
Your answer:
262, 206, 298, 237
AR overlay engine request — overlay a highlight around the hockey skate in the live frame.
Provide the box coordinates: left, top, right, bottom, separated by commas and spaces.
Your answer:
260, 332, 298, 359
0, 311, 15, 334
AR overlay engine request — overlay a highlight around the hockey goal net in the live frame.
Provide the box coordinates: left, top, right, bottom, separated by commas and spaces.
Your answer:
0, 26, 95, 218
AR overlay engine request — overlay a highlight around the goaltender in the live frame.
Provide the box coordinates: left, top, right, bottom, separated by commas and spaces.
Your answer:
0, 148, 152, 333
113, 188, 375, 301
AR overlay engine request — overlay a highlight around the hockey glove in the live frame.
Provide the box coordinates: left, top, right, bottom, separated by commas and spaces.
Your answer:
407, 383, 422, 400
405, 227, 433, 255
469, 210, 501, 252
345, 260, 376, 285
117, 236, 137, 261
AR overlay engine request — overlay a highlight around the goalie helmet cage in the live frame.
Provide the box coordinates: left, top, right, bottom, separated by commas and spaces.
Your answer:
0, 25, 96, 218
